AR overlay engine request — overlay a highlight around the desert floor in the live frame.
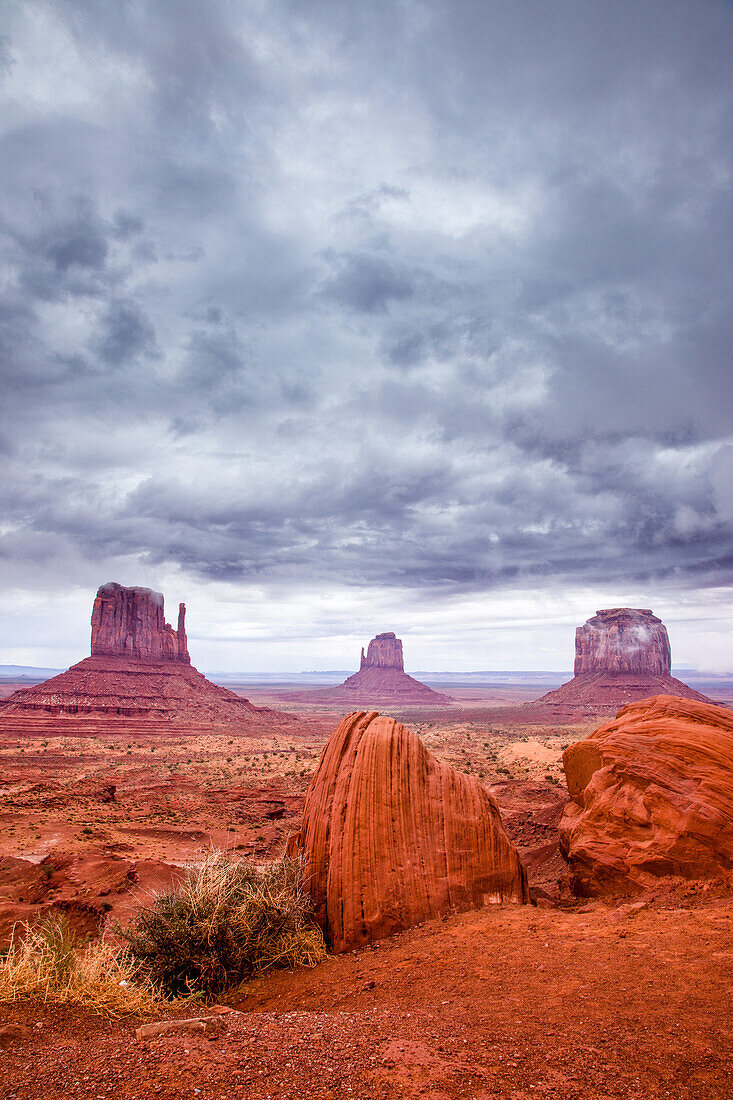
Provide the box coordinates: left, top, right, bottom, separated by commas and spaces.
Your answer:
0, 678, 731, 1098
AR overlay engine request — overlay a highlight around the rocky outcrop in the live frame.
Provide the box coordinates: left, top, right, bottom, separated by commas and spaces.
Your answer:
0, 851, 185, 947
537, 608, 713, 711
287, 711, 528, 951
300, 634, 451, 705
0, 657, 278, 722
574, 608, 670, 676
559, 695, 733, 896
91, 583, 189, 663
0, 583, 291, 727
360, 632, 403, 670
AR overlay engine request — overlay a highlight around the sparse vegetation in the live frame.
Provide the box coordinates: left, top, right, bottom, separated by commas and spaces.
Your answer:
0, 916, 162, 1017
121, 850, 326, 999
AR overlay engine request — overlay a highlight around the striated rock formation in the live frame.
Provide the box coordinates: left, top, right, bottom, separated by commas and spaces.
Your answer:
559, 695, 733, 896
91, 582, 189, 663
302, 633, 451, 705
537, 608, 713, 712
0, 583, 289, 727
287, 711, 528, 951
573, 608, 670, 676
360, 632, 404, 671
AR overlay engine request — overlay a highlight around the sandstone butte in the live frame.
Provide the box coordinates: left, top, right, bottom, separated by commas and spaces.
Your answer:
304, 632, 451, 704
537, 607, 714, 710
0, 582, 288, 726
287, 710, 528, 952
559, 694, 733, 896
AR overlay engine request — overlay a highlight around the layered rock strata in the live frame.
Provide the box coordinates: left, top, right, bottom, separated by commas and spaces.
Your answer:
538, 608, 712, 710
574, 608, 670, 676
0, 583, 287, 725
360, 632, 404, 670
307, 633, 451, 704
287, 710, 528, 951
559, 694, 733, 895
91, 582, 189, 662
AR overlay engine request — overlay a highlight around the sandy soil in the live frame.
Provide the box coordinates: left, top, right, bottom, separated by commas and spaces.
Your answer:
1, 896, 731, 1099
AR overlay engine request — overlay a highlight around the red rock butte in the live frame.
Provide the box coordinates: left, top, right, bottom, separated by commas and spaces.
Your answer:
91, 582, 190, 663
0, 582, 289, 726
305, 632, 451, 705
537, 608, 714, 710
560, 694, 733, 896
287, 711, 527, 951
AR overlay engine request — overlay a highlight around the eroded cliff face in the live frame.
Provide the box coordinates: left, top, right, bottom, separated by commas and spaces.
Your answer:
360, 633, 404, 671
574, 608, 670, 677
91, 582, 189, 663
1, 582, 292, 726
288, 711, 527, 951
537, 607, 711, 710
559, 695, 733, 896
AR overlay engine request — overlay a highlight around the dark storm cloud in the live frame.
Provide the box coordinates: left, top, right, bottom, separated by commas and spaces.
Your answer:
0, 0, 732, 598
94, 299, 158, 366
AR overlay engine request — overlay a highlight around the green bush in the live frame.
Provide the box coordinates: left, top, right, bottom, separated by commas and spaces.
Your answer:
121, 851, 326, 999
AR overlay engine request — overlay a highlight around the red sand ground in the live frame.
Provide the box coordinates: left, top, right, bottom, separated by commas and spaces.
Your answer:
1, 895, 731, 1098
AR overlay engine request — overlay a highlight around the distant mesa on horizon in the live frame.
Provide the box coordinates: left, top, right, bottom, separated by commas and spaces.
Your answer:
0, 582, 289, 726
537, 607, 716, 710
294, 631, 452, 705
360, 632, 404, 671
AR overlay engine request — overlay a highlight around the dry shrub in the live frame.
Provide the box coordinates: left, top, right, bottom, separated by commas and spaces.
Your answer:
121, 851, 326, 999
0, 916, 162, 1017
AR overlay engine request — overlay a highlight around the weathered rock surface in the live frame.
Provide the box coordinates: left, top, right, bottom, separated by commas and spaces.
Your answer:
574, 608, 670, 676
304, 634, 451, 704
287, 711, 528, 951
0, 656, 276, 722
537, 608, 713, 711
91, 582, 189, 662
360, 632, 404, 670
0, 583, 291, 726
559, 694, 733, 896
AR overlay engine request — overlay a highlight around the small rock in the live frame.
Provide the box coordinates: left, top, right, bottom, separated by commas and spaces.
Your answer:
624, 901, 648, 917
136, 1016, 226, 1040
0, 1024, 30, 1047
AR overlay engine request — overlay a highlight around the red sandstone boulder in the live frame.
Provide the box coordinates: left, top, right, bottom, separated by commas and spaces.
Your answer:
287, 711, 528, 951
559, 695, 733, 896
91, 582, 189, 663
538, 608, 713, 710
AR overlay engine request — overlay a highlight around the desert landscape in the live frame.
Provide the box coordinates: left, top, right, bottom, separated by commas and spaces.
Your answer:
2, 3, 732, 1098
1, 586, 732, 1098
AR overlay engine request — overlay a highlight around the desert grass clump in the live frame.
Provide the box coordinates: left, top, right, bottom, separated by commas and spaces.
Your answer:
121, 851, 326, 999
0, 916, 162, 1017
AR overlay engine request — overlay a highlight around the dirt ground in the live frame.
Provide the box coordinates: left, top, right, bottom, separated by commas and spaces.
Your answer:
1, 896, 731, 1099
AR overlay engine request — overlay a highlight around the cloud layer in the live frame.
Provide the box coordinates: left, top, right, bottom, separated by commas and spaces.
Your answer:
1, 0, 732, 667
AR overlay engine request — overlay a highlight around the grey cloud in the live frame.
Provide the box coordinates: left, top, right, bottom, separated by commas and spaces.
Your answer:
0, 0, 731, 607
93, 299, 158, 367
320, 251, 416, 313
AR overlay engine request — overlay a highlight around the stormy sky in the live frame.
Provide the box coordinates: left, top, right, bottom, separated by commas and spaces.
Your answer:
1, 0, 732, 673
